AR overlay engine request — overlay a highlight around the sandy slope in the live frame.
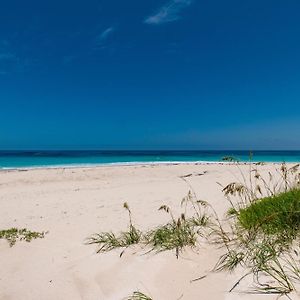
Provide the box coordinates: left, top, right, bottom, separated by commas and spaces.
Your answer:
0, 163, 293, 300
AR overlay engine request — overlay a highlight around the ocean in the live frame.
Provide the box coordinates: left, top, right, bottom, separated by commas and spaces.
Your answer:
0, 150, 299, 169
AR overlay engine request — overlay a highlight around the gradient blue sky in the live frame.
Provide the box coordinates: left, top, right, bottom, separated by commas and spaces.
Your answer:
1, 0, 300, 150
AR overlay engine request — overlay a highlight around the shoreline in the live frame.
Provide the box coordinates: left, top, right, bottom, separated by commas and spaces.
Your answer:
0, 160, 292, 172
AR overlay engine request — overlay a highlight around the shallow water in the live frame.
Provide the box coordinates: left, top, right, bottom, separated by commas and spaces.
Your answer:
0, 150, 299, 169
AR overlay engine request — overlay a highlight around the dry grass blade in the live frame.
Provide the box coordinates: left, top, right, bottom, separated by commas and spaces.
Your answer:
158, 205, 170, 214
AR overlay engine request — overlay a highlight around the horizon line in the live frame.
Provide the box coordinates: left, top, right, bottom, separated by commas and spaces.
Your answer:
0, 149, 300, 152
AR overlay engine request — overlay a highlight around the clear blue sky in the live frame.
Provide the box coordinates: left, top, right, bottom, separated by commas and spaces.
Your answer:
1, 0, 300, 150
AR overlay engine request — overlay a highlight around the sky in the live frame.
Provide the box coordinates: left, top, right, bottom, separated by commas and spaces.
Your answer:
0, 0, 300, 150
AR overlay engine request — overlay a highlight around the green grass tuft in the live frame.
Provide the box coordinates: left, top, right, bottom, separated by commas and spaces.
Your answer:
86, 202, 143, 253
126, 291, 153, 300
145, 216, 198, 257
86, 225, 142, 253
239, 189, 300, 235
0, 228, 46, 247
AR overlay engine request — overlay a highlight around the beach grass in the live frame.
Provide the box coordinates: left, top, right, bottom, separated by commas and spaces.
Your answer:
86, 162, 300, 296
86, 202, 142, 253
86, 226, 142, 253
145, 215, 198, 257
239, 188, 300, 235
213, 163, 300, 294
87, 193, 210, 257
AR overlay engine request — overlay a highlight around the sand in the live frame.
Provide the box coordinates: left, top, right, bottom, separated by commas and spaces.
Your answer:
0, 163, 294, 300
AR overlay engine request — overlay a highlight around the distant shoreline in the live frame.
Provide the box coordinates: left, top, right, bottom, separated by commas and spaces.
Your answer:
0, 160, 295, 172
1, 150, 299, 170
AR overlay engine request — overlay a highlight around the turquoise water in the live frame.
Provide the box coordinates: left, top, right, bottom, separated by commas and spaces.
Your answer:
0, 151, 299, 169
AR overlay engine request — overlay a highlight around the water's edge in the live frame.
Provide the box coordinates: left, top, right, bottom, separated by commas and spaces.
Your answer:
0, 161, 288, 172
0, 150, 299, 169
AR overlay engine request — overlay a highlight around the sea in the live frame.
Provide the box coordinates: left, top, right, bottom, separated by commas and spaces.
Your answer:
0, 150, 299, 169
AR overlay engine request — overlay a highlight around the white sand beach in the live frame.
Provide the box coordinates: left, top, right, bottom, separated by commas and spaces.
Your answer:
0, 163, 296, 300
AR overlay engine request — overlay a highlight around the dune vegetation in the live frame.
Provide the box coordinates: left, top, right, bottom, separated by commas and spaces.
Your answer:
87, 162, 300, 298
239, 188, 300, 235
214, 163, 300, 295
0, 228, 46, 247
